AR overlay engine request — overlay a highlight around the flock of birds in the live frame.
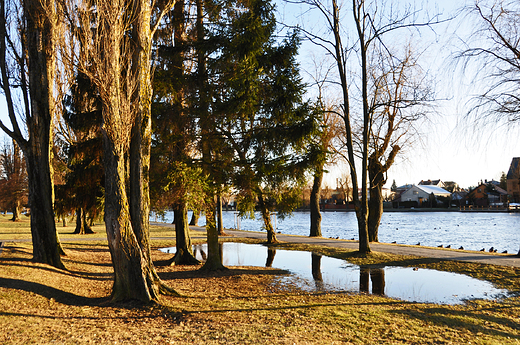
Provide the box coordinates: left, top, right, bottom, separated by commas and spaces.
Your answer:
386, 225, 509, 253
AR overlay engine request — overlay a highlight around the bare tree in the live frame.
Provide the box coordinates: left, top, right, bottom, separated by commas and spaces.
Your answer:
367, 44, 432, 241
457, 0, 520, 255
290, 0, 439, 252
458, 1, 520, 125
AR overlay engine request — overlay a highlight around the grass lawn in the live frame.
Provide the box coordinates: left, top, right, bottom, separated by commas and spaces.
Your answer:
0, 214, 519, 344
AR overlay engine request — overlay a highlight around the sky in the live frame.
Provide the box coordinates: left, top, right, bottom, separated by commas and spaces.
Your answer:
278, 0, 520, 190
0, 0, 517, 191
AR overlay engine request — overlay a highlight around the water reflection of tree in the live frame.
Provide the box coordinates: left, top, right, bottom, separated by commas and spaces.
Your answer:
266, 248, 276, 267
193, 244, 207, 261
360, 266, 385, 295
311, 253, 324, 291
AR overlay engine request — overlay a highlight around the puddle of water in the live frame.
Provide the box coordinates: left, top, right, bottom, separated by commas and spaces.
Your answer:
160, 242, 509, 304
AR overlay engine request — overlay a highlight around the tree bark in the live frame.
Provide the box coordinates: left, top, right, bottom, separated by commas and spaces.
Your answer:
169, 202, 199, 265
24, 0, 65, 268
309, 169, 323, 237
201, 195, 226, 270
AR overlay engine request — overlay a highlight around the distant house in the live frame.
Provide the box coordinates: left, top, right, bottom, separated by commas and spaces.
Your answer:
507, 157, 520, 203
399, 185, 451, 207
451, 190, 468, 207
418, 179, 445, 188
468, 183, 508, 207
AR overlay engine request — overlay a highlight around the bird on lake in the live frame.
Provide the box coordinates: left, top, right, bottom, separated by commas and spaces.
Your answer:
458, 246, 464, 250
502, 250, 508, 254
480, 248, 485, 252
416, 242, 421, 246
489, 247, 494, 253
392, 241, 397, 244
437, 244, 443, 248
446, 245, 451, 248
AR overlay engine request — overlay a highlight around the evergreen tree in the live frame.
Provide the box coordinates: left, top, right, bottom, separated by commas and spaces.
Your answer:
213, 0, 317, 244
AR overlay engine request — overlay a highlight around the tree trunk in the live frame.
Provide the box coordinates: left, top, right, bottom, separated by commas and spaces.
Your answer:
24, 0, 65, 269
258, 193, 278, 244
200, 195, 226, 270
217, 193, 227, 235
197, 0, 224, 271
310, 169, 323, 237
189, 210, 200, 226
368, 183, 383, 242
26, 152, 65, 269
368, 156, 385, 242
169, 202, 199, 265
10, 199, 20, 222
128, 0, 176, 299
74, 208, 94, 234
104, 137, 163, 302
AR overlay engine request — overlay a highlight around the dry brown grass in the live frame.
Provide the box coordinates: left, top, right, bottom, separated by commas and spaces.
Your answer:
0, 238, 519, 344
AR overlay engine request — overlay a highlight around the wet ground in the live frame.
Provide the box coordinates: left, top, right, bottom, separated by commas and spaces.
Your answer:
161, 242, 509, 305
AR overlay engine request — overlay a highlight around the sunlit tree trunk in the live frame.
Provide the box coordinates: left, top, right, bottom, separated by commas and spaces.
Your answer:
169, 202, 199, 265
309, 169, 323, 237
258, 193, 278, 244
74, 208, 94, 234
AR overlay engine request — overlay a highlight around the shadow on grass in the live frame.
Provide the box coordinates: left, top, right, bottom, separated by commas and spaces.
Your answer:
182, 298, 403, 315
158, 267, 290, 281
391, 304, 520, 340
0, 277, 108, 306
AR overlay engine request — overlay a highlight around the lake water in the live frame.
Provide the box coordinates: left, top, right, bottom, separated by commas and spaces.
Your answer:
160, 242, 509, 304
151, 210, 520, 254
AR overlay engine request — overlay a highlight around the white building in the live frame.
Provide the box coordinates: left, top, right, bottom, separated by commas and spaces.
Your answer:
400, 185, 451, 203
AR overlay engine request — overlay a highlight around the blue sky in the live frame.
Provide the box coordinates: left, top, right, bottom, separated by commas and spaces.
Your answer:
0, 0, 517, 190
278, 0, 520, 189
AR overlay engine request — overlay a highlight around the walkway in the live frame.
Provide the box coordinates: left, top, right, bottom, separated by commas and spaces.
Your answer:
218, 228, 520, 268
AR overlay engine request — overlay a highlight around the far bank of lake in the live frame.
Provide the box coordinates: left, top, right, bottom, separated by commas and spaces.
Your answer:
151, 210, 520, 255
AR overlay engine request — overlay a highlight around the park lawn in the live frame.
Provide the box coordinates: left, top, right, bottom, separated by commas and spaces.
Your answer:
0, 213, 196, 241
0, 233, 519, 344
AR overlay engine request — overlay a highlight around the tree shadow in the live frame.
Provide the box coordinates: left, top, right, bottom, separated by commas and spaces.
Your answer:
0, 277, 107, 306
158, 267, 290, 281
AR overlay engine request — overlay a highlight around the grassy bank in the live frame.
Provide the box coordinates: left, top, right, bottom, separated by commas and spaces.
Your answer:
0, 215, 519, 344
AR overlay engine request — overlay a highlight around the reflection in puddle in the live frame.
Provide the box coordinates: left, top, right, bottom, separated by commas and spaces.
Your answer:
160, 242, 508, 304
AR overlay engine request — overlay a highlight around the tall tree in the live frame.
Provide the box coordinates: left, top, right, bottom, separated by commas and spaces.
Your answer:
58, 73, 104, 235
458, 0, 520, 255
215, 0, 316, 244
367, 46, 431, 242
151, 0, 201, 265
67, 0, 176, 301
0, 0, 65, 268
295, 0, 438, 252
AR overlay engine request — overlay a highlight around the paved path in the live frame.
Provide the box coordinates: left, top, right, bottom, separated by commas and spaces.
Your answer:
218, 228, 520, 268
